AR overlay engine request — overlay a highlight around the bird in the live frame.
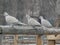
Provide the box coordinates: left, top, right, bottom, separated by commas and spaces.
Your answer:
39, 16, 52, 27
4, 12, 26, 26
26, 14, 41, 26
26, 14, 43, 34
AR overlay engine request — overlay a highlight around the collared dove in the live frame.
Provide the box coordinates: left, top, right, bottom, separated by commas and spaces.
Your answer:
39, 16, 52, 27
4, 12, 26, 25
26, 14, 43, 34
26, 14, 41, 26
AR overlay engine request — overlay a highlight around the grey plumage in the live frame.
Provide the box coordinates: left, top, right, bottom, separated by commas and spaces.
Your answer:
26, 14, 41, 26
4, 12, 26, 25
39, 16, 52, 27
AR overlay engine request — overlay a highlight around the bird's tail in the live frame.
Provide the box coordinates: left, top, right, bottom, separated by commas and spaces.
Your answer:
18, 21, 27, 25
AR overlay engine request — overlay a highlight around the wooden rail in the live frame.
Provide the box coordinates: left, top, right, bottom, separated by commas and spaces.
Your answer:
0, 25, 60, 35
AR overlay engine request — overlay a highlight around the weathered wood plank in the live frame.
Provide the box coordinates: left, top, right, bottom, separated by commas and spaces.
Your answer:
47, 40, 55, 45
0, 25, 60, 35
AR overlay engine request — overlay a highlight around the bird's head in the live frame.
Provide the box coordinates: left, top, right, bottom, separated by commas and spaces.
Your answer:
4, 12, 9, 16
39, 16, 43, 19
26, 14, 30, 19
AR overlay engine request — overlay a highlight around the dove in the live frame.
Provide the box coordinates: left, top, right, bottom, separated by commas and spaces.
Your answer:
39, 16, 52, 27
26, 14, 41, 26
4, 12, 26, 25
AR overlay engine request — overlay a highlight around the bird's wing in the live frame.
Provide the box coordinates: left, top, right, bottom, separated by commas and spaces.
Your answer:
28, 18, 41, 26
41, 19, 52, 27
6, 16, 19, 23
